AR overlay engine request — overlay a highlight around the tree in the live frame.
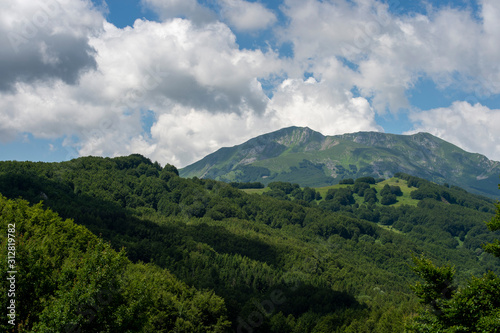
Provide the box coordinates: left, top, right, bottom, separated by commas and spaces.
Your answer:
353, 182, 370, 196
381, 194, 397, 205
381, 184, 402, 197
407, 258, 500, 332
363, 188, 378, 204
0, 195, 231, 332
355, 177, 376, 184
484, 186, 500, 257
390, 185, 403, 197
303, 187, 317, 202
268, 181, 300, 194
332, 188, 355, 206
380, 184, 392, 196
407, 180, 500, 332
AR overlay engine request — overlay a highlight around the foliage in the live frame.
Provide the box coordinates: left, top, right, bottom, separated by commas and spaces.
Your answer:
0, 156, 499, 332
381, 194, 398, 206
381, 184, 403, 197
407, 260, 500, 332
355, 177, 376, 184
268, 181, 300, 194
484, 184, 500, 258
407, 179, 500, 332
339, 178, 354, 184
229, 181, 265, 189
0, 195, 230, 332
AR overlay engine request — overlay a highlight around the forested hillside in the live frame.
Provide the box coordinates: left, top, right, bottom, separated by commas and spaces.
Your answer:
0, 196, 230, 332
0, 154, 499, 332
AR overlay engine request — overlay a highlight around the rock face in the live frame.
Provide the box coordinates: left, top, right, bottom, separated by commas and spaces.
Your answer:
180, 127, 500, 198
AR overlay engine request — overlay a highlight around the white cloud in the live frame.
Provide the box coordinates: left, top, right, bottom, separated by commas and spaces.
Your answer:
0, 6, 281, 166
267, 77, 382, 136
280, 0, 417, 112
408, 101, 500, 161
280, 0, 500, 113
3, 0, 500, 168
0, 79, 136, 144
0, 0, 104, 90
90, 19, 278, 114
149, 106, 273, 166
219, 0, 277, 31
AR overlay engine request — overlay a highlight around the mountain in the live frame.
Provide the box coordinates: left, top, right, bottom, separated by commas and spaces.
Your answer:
180, 126, 500, 198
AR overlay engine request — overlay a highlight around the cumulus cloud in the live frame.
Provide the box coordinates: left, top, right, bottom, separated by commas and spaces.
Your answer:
3, 0, 500, 167
408, 101, 500, 161
0, 4, 280, 166
92, 19, 277, 114
280, 0, 500, 113
219, 0, 277, 31
0, 79, 133, 143
148, 106, 273, 166
0, 0, 103, 91
280, 0, 416, 112
267, 77, 382, 135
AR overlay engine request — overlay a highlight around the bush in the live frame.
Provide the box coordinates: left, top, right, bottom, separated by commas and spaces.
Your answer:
355, 177, 376, 184
381, 194, 397, 205
229, 182, 265, 189
268, 181, 300, 194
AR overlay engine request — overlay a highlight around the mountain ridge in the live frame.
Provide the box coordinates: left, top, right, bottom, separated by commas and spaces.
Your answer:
180, 126, 500, 198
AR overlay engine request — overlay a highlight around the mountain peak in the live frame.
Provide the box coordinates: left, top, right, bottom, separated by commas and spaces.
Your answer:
180, 127, 500, 198
264, 126, 325, 147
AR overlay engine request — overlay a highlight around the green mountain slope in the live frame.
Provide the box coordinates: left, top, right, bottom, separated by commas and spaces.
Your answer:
0, 195, 230, 332
0, 155, 499, 332
180, 127, 500, 198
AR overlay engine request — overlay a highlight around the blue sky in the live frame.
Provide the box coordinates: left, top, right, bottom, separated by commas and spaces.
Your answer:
1, 0, 500, 166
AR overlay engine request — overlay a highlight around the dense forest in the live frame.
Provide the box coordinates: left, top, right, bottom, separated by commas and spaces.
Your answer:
0, 154, 499, 332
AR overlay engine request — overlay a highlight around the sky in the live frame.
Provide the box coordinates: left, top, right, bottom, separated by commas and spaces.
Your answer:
1, 0, 500, 167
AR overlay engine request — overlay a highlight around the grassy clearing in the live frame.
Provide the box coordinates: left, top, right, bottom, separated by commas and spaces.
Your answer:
242, 176, 420, 207
373, 178, 419, 207
241, 188, 269, 195
296, 177, 420, 207
377, 224, 404, 235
